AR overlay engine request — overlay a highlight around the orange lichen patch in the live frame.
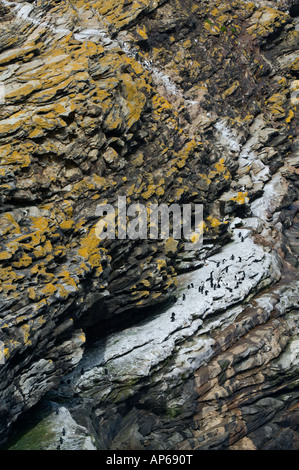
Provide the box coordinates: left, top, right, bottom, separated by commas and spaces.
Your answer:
141, 185, 157, 200
75, 262, 91, 278
20, 324, 31, 345
0, 267, 24, 285
0, 146, 31, 167
93, 175, 110, 189
156, 186, 165, 197
132, 290, 150, 301
72, 176, 109, 196
175, 139, 198, 169
222, 81, 240, 100
244, 2, 256, 12
269, 106, 286, 119
55, 284, 69, 299
121, 73, 146, 129
0, 43, 41, 66
286, 109, 295, 124
91, 0, 161, 30
55, 282, 77, 299
230, 191, 249, 204
102, 101, 121, 129
9, 232, 44, 254
200, 221, 208, 234
77, 227, 104, 269
28, 287, 40, 301
214, 158, 229, 173
140, 278, 151, 288
33, 240, 53, 259
4, 340, 20, 360
84, 41, 104, 58
74, 219, 88, 234
198, 170, 213, 190
36, 100, 76, 121
4, 81, 41, 101
0, 251, 12, 261
174, 187, 186, 200
40, 283, 58, 296
89, 253, 103, 271
206, 216, 222, 228
12, 254, 33, 268
290, 57, 299, 73
43, 49, 87, 75
77, 331, 86, 345
52, 245, 66, 258
59, 219, 75, 231
30, 263, 54, 283
208, 158, 231, 181
124, 55, 146, 77
59, 201, 74, 218
266, 92, 288, 118
156, 258, 167, 270
163, 237, 179, 255
0, 213, 21, 236
30, 299, 47, 314
164, 163, 179, 178
188, 232, 200, 246
1, 283, 18, 294
141, 178, 165, 200
152, 94, 173, 117
204, 19, 220, 35
4, 241, 20, 258
246, 7, 289, 38
29, 75, 74, 103
31, 112, 67, 134
267, 93, 287, 106
0, 112, 29, 137
28, 128, 43, 139
30, 216, 49, 233
56, 269, 78, 291
136, 26, 148, 40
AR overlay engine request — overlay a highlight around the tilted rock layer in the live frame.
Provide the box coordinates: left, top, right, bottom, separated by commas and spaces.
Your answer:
0, 0, 298, 449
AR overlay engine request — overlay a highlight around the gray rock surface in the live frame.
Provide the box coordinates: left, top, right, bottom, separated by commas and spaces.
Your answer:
0, 0, 298, 450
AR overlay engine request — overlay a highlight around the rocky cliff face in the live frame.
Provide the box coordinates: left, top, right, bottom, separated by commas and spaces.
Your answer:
0, 0, 298, 450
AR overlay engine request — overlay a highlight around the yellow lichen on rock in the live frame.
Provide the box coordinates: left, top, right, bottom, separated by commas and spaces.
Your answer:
230, 192, 249, 205
120, 73, 147, 129
77, 227, 104, 271
247, 7, 289, 38
208, 158, 231, 181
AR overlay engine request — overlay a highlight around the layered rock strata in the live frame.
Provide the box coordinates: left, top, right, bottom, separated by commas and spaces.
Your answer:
0, 0, 298, 449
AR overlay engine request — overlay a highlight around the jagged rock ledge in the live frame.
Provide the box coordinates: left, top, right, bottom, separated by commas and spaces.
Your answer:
0, 0, 298, 450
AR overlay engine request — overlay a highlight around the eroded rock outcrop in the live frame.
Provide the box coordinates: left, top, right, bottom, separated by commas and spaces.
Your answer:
0, 0, 298, 449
